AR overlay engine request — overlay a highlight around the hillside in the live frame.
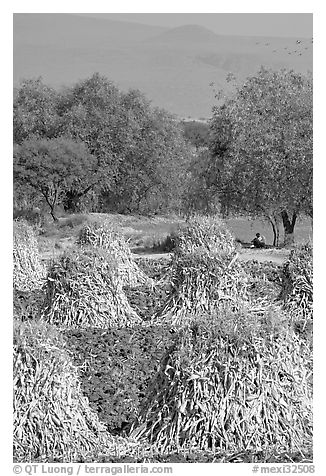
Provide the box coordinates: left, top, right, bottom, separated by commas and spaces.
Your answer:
13, 14, 313, 118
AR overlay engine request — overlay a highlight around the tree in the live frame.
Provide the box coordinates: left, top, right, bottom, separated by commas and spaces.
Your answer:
13, 78, 62, 144
13, 73, 193, 216
180, 120, 210, 150
59, 75, 192, 214
209, 68, 312, 245
14, 137, 98, 221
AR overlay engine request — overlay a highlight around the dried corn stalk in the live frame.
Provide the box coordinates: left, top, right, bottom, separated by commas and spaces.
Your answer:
153, 249, 248, 326
13, 320, 113, 462
132, 314, 312, 453
78, 222, 152, 287
13, 220, 45, 291
281, 244, 313, 321
42, 247, 141, 329
174, 215, 236, 255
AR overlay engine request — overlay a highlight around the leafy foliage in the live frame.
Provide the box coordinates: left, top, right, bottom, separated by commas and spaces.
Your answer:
14, 74, 192, 215
13, 78, 62, 144
14, 137, 99, 219
208, 68, 312, 243
180, 120, 210, 150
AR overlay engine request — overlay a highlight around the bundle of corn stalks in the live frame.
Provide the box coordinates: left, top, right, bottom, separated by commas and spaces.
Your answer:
153, 249, 248, 326
42, 247, 141, 328
78, 222, 152, 287
131, 311, 312, 453
174, 215, 236, 255
13, 320, 113, 462
281, 243, 313, 321
13, 220, 45, 291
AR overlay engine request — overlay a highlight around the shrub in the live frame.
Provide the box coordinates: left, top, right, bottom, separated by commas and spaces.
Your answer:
13, 320, 113, 462
132, 311, 312, 453
13, 220, 45, 291
58, 214, 89, 229
42, 247, 141, 328
13, 208, 46, 228
148, 233, 177, 253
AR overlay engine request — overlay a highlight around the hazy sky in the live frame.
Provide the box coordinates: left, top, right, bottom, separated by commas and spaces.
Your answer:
79, 13, 313, 38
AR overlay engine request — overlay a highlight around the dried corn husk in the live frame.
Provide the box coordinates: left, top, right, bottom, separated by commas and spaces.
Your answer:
78, 222, 152, 287
174, 215, 236, 255
13, 320, 113, 462
13, 220, 45, 291
41, 247, 141, 329
281, 244, 313, 321
153, 249, 248, 326
132, 312, 312, 453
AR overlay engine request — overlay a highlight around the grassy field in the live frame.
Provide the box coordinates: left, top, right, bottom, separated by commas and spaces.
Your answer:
37, 213, 183, 261
226, 216, 313, 246
36, 212, 312, 266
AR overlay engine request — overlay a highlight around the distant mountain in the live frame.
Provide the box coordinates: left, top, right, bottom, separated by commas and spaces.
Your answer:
13, 14, 166, 47
146, 24, 220, 45
13, 14, 313, 118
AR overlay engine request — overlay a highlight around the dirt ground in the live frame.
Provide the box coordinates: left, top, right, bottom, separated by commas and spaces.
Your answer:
36, 213, 297, 266
133, 247, 290, 265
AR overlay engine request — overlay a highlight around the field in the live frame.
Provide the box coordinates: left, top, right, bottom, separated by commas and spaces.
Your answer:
35, 213, 312, 267
13, 214, 313, 463
225, 216, 313, 248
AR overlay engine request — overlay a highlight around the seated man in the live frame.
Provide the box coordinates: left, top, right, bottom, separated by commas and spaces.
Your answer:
251, 233, 266, 248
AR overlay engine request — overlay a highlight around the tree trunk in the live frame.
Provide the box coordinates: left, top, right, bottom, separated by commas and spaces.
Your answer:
266, 214, 280, 247
271, 221, 277, 247
42, 191, 59, 222
50, 206, 58, 222
281, 210, 297, 246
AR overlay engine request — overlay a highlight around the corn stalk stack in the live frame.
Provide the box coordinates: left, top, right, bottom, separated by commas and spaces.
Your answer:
13, 320, 114, 462
175, 215, 236, 255
281, 243, 313, 322
152, 215, 247, 326
13, 220, 45, 292
153, 249, 248, 327
78, 222, 152, 287
131, 312, 312, 454
42, 247, 141, 329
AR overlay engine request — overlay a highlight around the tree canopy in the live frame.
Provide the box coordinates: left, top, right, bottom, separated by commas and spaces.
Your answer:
14, 137, 98, 220
208, 68, 312, 244
13, 74, 192, 216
